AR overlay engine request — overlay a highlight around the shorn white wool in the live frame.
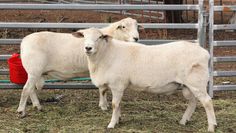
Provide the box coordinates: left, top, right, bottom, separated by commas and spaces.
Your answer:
17, 18, 140, 117
73, 28, 217, 132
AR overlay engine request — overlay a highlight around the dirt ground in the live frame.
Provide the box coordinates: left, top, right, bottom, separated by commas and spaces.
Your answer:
0, 8, 236, 133
0, 89, 236, 133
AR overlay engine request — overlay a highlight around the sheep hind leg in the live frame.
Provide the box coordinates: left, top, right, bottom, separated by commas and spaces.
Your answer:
17, 76, 39, 118
99, 86, 109, 110
179, 87, 197, 125
30, 77, 45, 111
183, 63, 217, 132
186, 85, 217, 132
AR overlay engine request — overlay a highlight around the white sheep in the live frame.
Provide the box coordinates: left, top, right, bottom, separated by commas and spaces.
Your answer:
17, 17, 140, 117
73, 28, 217, 132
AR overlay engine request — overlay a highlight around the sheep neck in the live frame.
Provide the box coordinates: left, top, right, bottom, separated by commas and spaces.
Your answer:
87, 40, 112, 73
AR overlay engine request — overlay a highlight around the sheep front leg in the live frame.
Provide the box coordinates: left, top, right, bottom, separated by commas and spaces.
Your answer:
180, 87, 197, 125
180, 97, 197, 125
99, 86, 109, 110
107, 88, 124, 128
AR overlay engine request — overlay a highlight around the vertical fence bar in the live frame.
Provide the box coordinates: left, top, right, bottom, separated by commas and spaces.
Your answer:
220, 0, 224, 24
202, 11, 208, 48
208, 0, 214, 97
197, 0, 205, 47
148, 0, 151, 22
141, 0, 144, 22
193, 0, 196, 20
185, 0, 189, 22
122, 0, 127, 16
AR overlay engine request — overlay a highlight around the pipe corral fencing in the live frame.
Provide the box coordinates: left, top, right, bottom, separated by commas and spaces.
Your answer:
208, 0, 236, 97
0, 0, 234, 97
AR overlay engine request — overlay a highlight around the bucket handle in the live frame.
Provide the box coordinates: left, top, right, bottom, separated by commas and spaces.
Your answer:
12, 53, 20, 58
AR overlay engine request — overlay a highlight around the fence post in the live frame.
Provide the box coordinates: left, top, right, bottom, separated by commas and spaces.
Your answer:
208, 0, 214, 97
197, 0, 206, 47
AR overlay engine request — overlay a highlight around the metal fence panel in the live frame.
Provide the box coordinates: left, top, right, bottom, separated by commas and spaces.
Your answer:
0, 2, 206, 89
208, 0, 236, 97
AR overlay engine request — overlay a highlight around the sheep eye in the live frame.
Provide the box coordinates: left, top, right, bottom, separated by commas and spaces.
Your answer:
122, 26, 125, 28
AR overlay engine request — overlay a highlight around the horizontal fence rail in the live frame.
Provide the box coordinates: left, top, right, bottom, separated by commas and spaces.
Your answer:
213, 24, 236, 30
213, 41, 236, 47
0, 83, 96, 89
0, 55, 11, 61
213, 71, 236, 77
213, 85, 236, 91
0, 4, 200, 10
0, 69, 8, 75
0, 39, 197, 45
0, 23, 199, 29
214, 5, 236, 11
213, 56, 236, 62
0, 39, 21, 44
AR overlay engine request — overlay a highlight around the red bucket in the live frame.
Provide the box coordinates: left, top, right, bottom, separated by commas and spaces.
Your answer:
8, 53, 28, 84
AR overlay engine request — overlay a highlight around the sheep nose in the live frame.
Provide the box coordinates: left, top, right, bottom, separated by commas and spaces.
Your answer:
85, 47, 92, 51
134, 37, 139, 42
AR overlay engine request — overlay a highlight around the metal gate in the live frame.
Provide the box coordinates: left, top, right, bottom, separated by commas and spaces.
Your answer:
0, 1, 206, 90
208, 0, 236, 97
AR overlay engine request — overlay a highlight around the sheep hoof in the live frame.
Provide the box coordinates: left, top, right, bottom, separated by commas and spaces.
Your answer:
208, 125, 215, 132
38, 107, 43, 112
36, 105, 43, 111
17, 111, 26, 118
107, 123, 115, 129
101, 106, 108, 111
179, 119, 187, 125
99, 102, 109, 111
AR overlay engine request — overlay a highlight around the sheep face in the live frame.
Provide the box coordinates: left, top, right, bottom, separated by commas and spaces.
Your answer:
114, 17, 140, 42
73, 28, 108, 56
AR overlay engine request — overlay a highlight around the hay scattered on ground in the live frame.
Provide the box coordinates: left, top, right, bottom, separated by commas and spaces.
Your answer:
0, 89, 235, 133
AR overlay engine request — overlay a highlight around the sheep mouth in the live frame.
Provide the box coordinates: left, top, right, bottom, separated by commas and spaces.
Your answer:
86, 51, 93, 55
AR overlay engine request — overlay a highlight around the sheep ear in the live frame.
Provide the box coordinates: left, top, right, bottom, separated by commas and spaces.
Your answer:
72, 32, 84, 38
100, 35, 111, 42
138, 25, 144, 30
116, 25, 122, 29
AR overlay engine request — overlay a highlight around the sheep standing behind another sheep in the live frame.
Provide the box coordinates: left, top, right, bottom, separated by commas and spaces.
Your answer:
73, 28, 217, 132
17, 18, 140, 117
